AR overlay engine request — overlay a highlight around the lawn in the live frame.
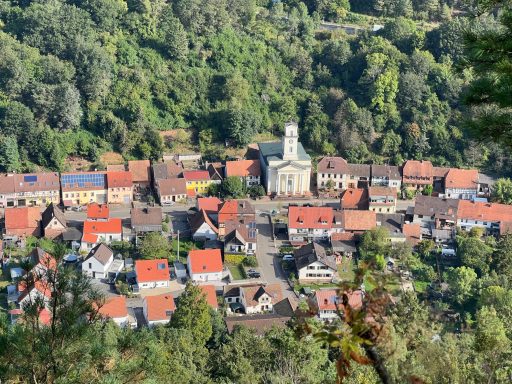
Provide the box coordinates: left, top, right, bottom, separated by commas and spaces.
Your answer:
337, 258, 356, 282
227, 263, 246, 281
171, 239, 202, 263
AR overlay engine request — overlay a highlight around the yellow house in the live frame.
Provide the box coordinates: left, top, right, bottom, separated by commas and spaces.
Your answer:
61, 172, 108, 207
107, 171, 133, 205
182, 171, 216, 195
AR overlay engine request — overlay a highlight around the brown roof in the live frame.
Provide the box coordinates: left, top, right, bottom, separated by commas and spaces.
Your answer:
224, 313, 290, 335
340, 189, 369, 210
41, 203, 66, 228
156, 178, 187, 196
371, 165, 401, 179
348, 164, 371, 178
152, 162, 183, 180
106, 164, 126, 172
107, 171, 132, 188
224, 219, 257, 243
85, 243, 113, 265
403, 160, 433, 183
128, 160, 151, 183
294, 242, 336, 271
131, 207, 162, 227
14, 173, 60, 193
242, 284, 283, 307
402, 223, 421, 245
413, 195, 458, 219
317, 157, 350, 174
341, 210, 377, 232
368, 186, 397, 198
432, 166, 450, 178
5, 207, 41, 231
225, 160, 261, 177
445, 168, 479, 189
0, 174, 15, 193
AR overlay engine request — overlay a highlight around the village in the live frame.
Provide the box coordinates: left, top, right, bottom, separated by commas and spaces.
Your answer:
0, 122, 508, 333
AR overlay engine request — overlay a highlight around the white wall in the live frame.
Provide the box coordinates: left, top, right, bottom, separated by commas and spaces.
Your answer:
298, 261, 335, 282
190, 271, 223, 283
82, 255, 113, 279
192, 222, 217, 241
138, 280, 169, 289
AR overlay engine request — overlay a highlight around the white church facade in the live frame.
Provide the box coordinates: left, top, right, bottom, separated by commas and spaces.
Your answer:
258, 122, 312, 196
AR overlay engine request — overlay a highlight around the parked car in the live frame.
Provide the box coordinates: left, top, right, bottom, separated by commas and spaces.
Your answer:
161, 201, 175, 206
247, 269, 257, 274
282, 254, 294, 261
247, 271, 261, 278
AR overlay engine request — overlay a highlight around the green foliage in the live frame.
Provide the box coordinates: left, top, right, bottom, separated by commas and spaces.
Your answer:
224, 253, 246, 264
457, 236, 493, 276
422, 184, 433, 196
359, 227, 391, 263
220, 176, 246, 199
248, 184, 265, 199
446, 266, 478, 305
138, 232, 171, 260
242, 256, 258, 267
491, 178, 512, 204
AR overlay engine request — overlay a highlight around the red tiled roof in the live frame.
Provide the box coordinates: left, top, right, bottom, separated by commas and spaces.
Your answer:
144, 293, 176, 321
457, 200, 512, 224
83, 218, 122, 235
135, 259, 170, 283
5, 207, 41, 230
18, 279, 52, 301
156, 178, 187, 196
445, 168, 479, 189
317, 156, 350, 174
38, 308, 52, 325
402, 223, 421, 245
187, 189, 196, 197
30, 248, 57, 270
218, 200, 254, 224
107, 171, 132, 188
183, 170, 210, 181
82, 233, 98, 244
341, 210, 376, 232
403, 160, 433, 183
128, 160, 151, 183
106, 164, 126, 172
199, 285, 218, 309
288, 206, 334, 229
14, 173, 60, 193
340, 189, 369, 210
331, 232, 355, 241
315, 289, 363, 311
97, 296, 128, 319
197, 197, 222, 212
225, 160, 261, 177
188, 249, 223, 274
87, 203, 109, 219
368, 186, 397, 198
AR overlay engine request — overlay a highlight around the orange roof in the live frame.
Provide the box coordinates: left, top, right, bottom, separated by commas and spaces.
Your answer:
225, 160, 261, 177
128, 160, 151, 183
98, 296, 128, 319
135, 259, 170, 283
368, 186, 397, 198
218, 200, 254, 224
402, 223, 421, 245
188, 249, 223, 274
83, 218, 122, 235
144, 293, 176, 321
82, 233, 98, 244
187, 189, 196, 197
199, 285, 218, 309
445, 168, 479, 189
288, 206, 334, 229
457, 200, 512, 223
341, 210, 376, 232
30, 248, 57, 270
340, 189, 369, 210
183, 170, 210, 181
18, 279, 52, 301
331, 232, 355, 241
403, 160, 433, 183
315, 289, 363, 311
107, 171, 132, 188
197, 197, 222, 212
87, 203, 109, 219
4, 207, 41, 230
38, 308, 52, 325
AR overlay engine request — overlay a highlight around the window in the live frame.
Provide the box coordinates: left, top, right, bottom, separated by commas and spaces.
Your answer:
88, 263, 92, 269
165, 310, 173, 317
289, 146, 292, 153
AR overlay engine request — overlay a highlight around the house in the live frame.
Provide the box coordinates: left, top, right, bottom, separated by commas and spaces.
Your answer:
106, 164, 126, 172
152, 161, 183, 181
217, 200, 255, 236
135, 259, 170, 289
258, 122, 312, 196
207, 162, 225, 183
155, 178, 188, 204
378, 213, 406, 243
183, 170, 215, 195
402, 160, 433, 190
81, 218, 122, 251
242, 284, 283, 314
313, 289, 363, 322
402, 223, 422, 246
128, 160, 151, 190
457, 200, 512, 235
197, 197, 222, 213
41, 203, 67, 239
317, 157, 350, 190
187, 249, 223, 283
368, 186, 397, 214
224, 220, 258, 255
17, 280, 52, 309
143, 293, 176, 326
331, 232, 357, 258
131, 207, 163, 234
370, 165, 401, 191
13, 173, 60, 207
224, 313, 291, 335
294, 242, 337, 283
4, 207, 42, 238
97, 296, 129, 327
81, 243, 116, 279
287, 206, 334, 244
106, 171, 133, 205
61, 172, 108, 207
87, 203, 109, 221
29, 247, 57, 277
0, 174, 16, 207
346, 164, 371, 189
444, 169, 479, 200
340, 189, 369, 210
412, 195, 458, 239
340, 210, 377, 234
199, 285, 219, 310
225, 160, 261, 187
189, 209, 219, 241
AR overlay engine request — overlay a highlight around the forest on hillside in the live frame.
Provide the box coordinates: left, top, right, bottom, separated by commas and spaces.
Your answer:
0, 0, 511, 174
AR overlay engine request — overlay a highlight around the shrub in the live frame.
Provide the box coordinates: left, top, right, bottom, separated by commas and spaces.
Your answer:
224, 254, 246, 264
243, 256, 258, 267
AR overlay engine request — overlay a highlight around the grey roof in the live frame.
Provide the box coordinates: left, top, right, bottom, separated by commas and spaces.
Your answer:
478, 173, 496, 186
414, 195, 458, 219
258, 141, 310, 165
294, 243, 336, 271
331, 239, 356, 253
224, 313, 290, 335
377, 213, 403, 232
62, 227, 82, 241
273, 298, 296, 317
41, 203, 66, 228
347, 163, 371, 178
131, 207, 162, 228
371, 164, 401, 179
85, 243, 113, 265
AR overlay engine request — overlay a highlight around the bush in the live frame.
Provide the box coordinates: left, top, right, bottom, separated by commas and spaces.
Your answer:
224, 254, 246, 264
162, 222, 169, 232
279, 246, 295, 254
242, 256, 258, 267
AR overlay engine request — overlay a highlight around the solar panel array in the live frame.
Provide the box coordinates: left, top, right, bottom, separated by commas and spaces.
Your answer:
61, 173, 105, 188
24, 175, 37, 182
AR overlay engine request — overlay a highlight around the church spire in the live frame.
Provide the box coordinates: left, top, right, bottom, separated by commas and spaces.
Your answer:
282, 122, 298, 161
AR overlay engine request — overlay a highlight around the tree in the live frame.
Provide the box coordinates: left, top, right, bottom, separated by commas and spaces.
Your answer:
457, 237, 493, 276
422, 184, 433, 196
492, 234, 512, 279
170, 282, 212, 345
139, 232, 172, 260
159, 8, 189, 60
491, 178, 512, 204
248, 184, 265, 199
220, 176, 246, 199
446, 266, 478, 305
226, 109, 261, 147
0, 135, 20, 172
359, 227, 391, 264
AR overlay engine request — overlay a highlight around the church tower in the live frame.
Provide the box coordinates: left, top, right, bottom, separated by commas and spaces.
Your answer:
282, 122, 299, 161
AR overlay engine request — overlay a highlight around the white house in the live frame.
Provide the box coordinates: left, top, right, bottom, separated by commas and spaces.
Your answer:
81, 218, 123, 251
187, 249, 223, 283
224, 220, 257, 256
225, 160, 262, 187
444, 169, 479, 200
82, 243, 116, 279
135, 259, 170, 289
242, 284, 283, 314
97, 296, 129, 327
189, 209, 218, 242
17, 280, 52, 309
370, 165, 402, 191
143, 293, 176, 326
313, 289, 363, 322
294, 243, 337, 283
287, 206, 334, 244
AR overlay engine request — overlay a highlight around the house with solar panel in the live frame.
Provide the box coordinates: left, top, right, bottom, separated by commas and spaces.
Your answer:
60, 172, 108, 207
223, 219, 258, 256
0, 173, 60, 207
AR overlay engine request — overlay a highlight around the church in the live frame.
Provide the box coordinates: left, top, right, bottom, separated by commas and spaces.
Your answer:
258, 122, 312, 196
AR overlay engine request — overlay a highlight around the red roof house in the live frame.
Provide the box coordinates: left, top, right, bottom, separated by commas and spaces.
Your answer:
225, 160, 261, 177
199, 285, 219, 309
4, 207, 42, 238
96, 296, 129, 326
197, 197, 222, 213
135, 259, 170, 289
402, 160, 433, 187
87, 203, 110, 220
81, 218, 122, 250
340, 189, 369, 210
143, 293, 176, 326
187, 249, 223, 282
183, 170, 210, 181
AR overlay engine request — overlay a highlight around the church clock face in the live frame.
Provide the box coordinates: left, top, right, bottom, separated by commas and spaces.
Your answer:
289, 139, 294, 144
